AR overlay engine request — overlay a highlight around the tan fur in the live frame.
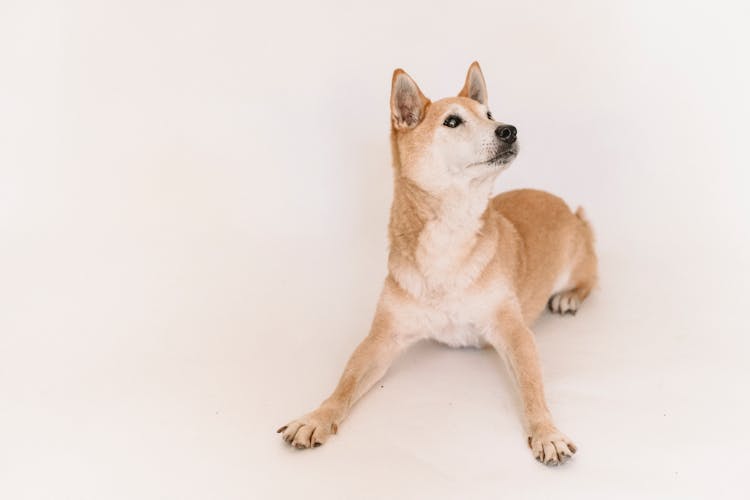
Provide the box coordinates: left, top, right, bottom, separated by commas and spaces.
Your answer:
278, 62, 598, 465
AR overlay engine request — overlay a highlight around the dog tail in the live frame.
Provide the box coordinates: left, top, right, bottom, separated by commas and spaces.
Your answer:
575, 206, 595, 243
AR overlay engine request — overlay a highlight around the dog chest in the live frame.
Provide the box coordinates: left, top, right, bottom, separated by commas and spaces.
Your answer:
387, 284, 510, 348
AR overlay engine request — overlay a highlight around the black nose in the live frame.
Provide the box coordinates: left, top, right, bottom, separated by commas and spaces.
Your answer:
495, 125, 517, 144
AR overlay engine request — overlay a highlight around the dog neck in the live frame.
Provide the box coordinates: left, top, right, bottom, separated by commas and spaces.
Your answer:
387, 173, 499, 299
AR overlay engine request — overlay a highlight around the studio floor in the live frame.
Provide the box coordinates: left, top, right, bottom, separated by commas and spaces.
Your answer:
2, 237, 748, 499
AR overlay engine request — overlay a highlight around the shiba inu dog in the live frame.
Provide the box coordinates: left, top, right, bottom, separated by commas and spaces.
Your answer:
277, 62, 597, 465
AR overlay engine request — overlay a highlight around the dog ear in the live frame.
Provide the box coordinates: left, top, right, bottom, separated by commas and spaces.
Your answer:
390, 69, 430, 129
458, 61, 488, 105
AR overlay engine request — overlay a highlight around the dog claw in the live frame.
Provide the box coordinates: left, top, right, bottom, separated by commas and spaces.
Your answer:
276, 425, 287, 433
528, 429, 577, 466
548, 291, 581, 316
279, 408, 340, 449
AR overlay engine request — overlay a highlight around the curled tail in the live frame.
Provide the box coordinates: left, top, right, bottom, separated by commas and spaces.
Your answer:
575, 206, 595, 243
572, 205, 598, 296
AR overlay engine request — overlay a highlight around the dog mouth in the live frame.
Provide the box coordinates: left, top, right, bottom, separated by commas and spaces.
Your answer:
485, 147, 518, 166
466, 144, 519, 169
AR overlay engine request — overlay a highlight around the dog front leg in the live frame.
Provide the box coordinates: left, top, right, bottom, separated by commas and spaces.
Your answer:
489, 307, 577, 465
277, 305, 411, 449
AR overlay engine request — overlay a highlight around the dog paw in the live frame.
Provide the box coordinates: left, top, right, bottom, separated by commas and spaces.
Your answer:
528, 428, 577, 466
548, 291, 579, 315
276, 407, 340, 449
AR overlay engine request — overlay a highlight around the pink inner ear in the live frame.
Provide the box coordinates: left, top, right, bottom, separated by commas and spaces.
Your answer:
469, 75, 485, 103
396, 92, 420, 126
398, 101, 417, 125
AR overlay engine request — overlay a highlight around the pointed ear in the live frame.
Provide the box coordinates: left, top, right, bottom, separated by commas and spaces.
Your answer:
390, 69, 430, 129
458, 61, 488, 105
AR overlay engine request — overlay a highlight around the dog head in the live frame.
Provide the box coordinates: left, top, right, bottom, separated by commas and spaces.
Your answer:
390, 62, 518, 192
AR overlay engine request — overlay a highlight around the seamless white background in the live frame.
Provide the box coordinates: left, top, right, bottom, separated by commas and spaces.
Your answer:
2, 1, 749, 499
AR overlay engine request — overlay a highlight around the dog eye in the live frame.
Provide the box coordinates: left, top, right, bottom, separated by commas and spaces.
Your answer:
443, 115, 463, 128
487, 111, 493, 120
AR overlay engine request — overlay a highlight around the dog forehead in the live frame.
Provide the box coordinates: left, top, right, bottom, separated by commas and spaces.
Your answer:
428, 97, 484, 118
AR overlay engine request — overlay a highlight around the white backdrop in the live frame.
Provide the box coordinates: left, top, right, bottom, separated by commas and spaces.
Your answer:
2, 1, 749, 499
